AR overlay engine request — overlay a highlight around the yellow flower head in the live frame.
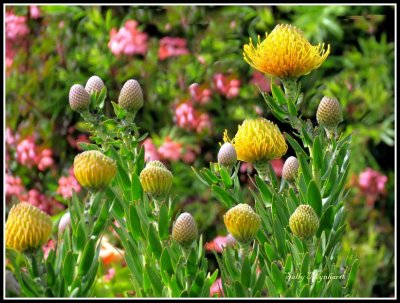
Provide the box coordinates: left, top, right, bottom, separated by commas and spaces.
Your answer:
224, 117, 287, 164
139, 160, 173, 199
6, 203, 53, 252
224, 203, 261, 244
243, 24, 330, 79
74, 150, 117, 190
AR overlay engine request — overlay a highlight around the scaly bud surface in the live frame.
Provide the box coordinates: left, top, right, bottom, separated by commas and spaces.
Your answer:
289, 204, 319, 239
218, 142, 237, 168
172, 212, 198, 247
316, 96, 343, 130
282, 156, 299, 182
139, 160, 173, 199
69, 84, 91, 112
118, 79, 144, 113
85, 75, 105, 95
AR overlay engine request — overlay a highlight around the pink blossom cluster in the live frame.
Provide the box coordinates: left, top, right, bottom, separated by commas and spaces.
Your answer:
205, 234, 236, 253
174, 101, 212, 134
20, 189, 64, 215
189, 83, 212, 105
57, 167, 82, 199
6, 175, 26, 198
358, 168, 388, 206
250, 71, 273, 93
213, 73, 241, 99
5, 11, 29, 70
210, 278, 224, 297
142, 137, 200, 164
108, 20, 148, 56
29, 5, 41, 19
15, 137, 54, 171
158, 37, 189, 61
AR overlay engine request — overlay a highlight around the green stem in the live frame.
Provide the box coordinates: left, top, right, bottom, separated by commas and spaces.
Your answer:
281, 77, 298, 103
254, 161, 270, 182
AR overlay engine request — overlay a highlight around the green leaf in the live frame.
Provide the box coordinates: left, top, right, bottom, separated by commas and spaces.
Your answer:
312, 136, 323, 170
200, 168, 219, 184
262, 92, 288, 122
77, 142, 100, 151
241, 258, 252, 288
253, 266, 267, 295
345, 259, 359, 291
160, 249, 174, 277
220, 167, 233, 188
63, 251, 75, 286
285, 133, 309, 159
234, 280, 246, 297
265, 276, 278, 297
271, 83, 287, 105
158, 203, 169, 240
131, 174, 143, 201
300, 284, 310, 297
211, 185, 236, 208
301, 252, 309, 278
128, 204, 143, 241
146, 264, 163, 297
111, 101, 127, 119
271, 262, 285, 294
317, 205, 334, 237
264, 242, 277, 263
307, 180, 322, 217
148, 224, 162, 259
78, 237, 96, 276
298, 156, 312, 186
73, 220, 87, 252
255, 175, 272, 202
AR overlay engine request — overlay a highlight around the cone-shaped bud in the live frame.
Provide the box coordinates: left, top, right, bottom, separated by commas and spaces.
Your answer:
118, 79, 144, 113
85, 75, 105, 95
316, 96, 343, 130
139, 160, 173, 199
6, 203, 53, 252
172, 212, 198, 247
289, 204, 319, 239
282, 156, 299, 182
74, 150, 117, 190
218, 142, 237, 168
224, 203, 261, 244
58, 212, 71, 235
69, 84, 91, 112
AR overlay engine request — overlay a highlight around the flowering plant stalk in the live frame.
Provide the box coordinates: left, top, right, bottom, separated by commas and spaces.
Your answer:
195, 24, 358, 297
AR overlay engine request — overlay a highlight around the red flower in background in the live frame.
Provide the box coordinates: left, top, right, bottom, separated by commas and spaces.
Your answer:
158, 37, 189, 60
213, 73, 241, 99
358, 168, 388, 207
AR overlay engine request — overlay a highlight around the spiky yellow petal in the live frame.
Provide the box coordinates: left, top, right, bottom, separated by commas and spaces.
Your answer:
6, 203, 53, 252
224, 117, 287, 164
243, 24, 330, 79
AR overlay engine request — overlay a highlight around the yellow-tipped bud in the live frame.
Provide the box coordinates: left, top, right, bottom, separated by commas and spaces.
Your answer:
172, 212, 198, 247
85, 75, 105, 95
69, 84, 91, 112
224, 203, 261, 244
218, 142, 237, 168
73, 150, 117, 190
6, 203, 53, 252
118, 79, 144, 113
282, 156, 299, 182
139, 160, 173, 199
316, 96, 343, 130
289, 204, 319, 239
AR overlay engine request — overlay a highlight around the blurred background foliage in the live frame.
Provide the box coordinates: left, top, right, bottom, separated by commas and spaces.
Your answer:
5, 5, 395, 297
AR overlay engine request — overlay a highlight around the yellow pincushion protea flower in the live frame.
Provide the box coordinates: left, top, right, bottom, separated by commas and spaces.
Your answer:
224, 117, 287, 164
6, 203, 53, 252
224, 204, 261, 244
139, 160, 173, 199
243, 24, 330, 79
74, 150, 117, 190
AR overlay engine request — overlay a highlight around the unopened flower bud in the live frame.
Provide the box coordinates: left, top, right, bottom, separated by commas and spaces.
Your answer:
74, 150, 117, 190
282, 156, 299, 182
224, 203, 261, 244
118, 79, 144, 113
58, 212, 71, 234
316, 96, 343, 130
6, 203, 53, 252
172, 212, 198, 247
85, 75, 105, 95
218, 142, 237, 168
69, 84, 91, 112
289, 204, 319, 239
139, 160, 173, 199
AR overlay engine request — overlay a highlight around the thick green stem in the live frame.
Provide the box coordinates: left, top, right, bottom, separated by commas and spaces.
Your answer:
254, 161, 270, 182
281, 78, 298, 103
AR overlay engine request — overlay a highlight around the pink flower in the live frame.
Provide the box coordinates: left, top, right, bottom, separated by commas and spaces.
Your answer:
270, 158, 284, 177
104, 268, 116, 282
42, 239, 55, 259
57, 173, 81, 199
250, 71, 272, 93
20, 189, 64, 215
240, 162, 254, 174
195, 113, 212, 134
189, 83, 212, 105
108, 20, 148, 56
30, 5, 41, 19
213, 73, 241, 99
16, 137, 38, 168
158, 37, 189, 61
358, 168, 388, 206
6, 127, 18, 146
205, 234, 236, 253
6, 175, 26, 198
5, 12, 29, 40
210, 278, 224, 297
158, 137, 182, 162
142, 138, 160, 162
37, 148, 54, 171
181, 146, 200, 164
174, 100, 213, 134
